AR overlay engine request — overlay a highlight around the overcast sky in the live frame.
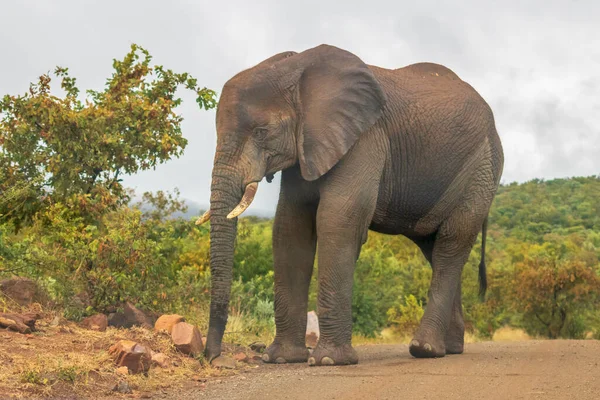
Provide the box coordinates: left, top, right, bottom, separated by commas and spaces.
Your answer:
1, 0, 599, 215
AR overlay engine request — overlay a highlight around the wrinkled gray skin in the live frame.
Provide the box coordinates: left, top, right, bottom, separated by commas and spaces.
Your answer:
204, 44, 504, 366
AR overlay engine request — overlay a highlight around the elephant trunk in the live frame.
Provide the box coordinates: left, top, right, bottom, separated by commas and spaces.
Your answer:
203, 163, 260, 361
204, 164, 241, 361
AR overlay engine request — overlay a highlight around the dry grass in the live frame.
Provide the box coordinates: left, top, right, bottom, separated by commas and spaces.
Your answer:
352, 328, 410, 346
353, 326, 532, 347
224, 312, 275, 347
492, 326, 532, 342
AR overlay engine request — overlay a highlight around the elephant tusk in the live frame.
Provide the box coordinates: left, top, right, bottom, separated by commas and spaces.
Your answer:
195, 210, 211, 225
227, 182, 258, 219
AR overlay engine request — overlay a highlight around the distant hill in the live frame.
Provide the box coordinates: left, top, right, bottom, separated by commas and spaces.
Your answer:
490, 176, 600, 235
131, 197, 275, 220
131, 176, 600, 225
178, 199, 275, 219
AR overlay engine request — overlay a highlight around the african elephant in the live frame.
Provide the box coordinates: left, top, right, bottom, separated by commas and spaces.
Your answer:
197, 44, 504, 366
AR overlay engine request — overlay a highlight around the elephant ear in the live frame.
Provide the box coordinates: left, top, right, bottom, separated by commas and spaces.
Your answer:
293, 45, 386, 181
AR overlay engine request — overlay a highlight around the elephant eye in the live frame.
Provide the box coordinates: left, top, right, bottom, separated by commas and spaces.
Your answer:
253, 127, 268, 141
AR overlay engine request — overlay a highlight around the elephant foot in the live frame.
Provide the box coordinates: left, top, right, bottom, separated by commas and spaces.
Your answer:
307, 342, 358, 366
444, 319, 465, 354
409, 336, 446, 358
444, 328, 464, 354
262, 341, 309, 364
444, 339, 464, 355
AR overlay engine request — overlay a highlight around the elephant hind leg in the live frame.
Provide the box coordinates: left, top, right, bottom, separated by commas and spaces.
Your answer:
411, 233, 436, 265
444, 279, 465, 354
409, 206, 483, 358
412, 233, 464, 354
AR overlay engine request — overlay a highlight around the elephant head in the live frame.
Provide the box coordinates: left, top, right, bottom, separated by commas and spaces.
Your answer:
199, 44, 386, 361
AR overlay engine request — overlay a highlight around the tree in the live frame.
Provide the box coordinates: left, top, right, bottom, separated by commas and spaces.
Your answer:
510, 241, 600, 338
0, 44, 216, 229
138, 188, 188, 221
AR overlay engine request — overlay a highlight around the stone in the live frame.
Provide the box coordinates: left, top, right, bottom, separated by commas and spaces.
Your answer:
306, 332, 319, 349
108, 302, 155, 329
80, 314, 108, 332
0, 316, 28, 333
49, 316, 67, 327
233, 352, 248, 362
108, 340, 152, 374
0, 278, 47, 306
59, 326, 74, 334
210, 355, 236, 369
249, 341, 266, 353
306, 311, 319, 348
154, 314, 185, 334
151, 352, 170, 368
0, 312, 41, 334
112, 380, 132, 394
171, 322, 204, 356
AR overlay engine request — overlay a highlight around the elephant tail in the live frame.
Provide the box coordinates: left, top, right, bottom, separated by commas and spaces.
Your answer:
478, 217, 488, 300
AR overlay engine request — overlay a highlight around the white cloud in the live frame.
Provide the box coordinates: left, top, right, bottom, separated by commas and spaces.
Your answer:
1, 0, 598, 215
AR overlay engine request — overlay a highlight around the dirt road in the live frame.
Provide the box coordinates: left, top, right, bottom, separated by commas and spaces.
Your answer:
188, 340, 600, 400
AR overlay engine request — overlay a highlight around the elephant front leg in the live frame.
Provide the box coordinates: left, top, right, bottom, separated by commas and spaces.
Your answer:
263, 190, 317, 364
308, 223, 362, 366
308, 184, 380, 367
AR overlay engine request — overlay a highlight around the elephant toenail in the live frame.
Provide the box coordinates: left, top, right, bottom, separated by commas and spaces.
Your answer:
424, 343, 432, 351
275, 357, 286, 364
308, 357, 316, 366
262, 354, 270, 362
410, 340, 420, 347
321, 357, 335, 365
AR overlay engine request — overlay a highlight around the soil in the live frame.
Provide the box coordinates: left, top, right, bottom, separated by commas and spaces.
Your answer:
183, 340, 600, 400
2, 323, 599, 400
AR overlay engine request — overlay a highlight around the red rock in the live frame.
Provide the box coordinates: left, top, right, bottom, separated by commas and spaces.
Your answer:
0, 312, 41, 333
154, 314, 185, 334
233, 352, 248, 362
80, 314, 108, 332
108, 340, 152, 374
171, 322, 204, 356
211, 355, 236, 369
0, 278, 47, 306
151, 352, 169, 368
108, 302, 155, 329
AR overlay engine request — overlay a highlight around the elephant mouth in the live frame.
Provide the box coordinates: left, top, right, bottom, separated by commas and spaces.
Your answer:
195, 181, 259, 225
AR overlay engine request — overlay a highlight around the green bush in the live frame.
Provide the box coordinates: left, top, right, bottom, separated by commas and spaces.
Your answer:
1, 177, 600, 341
387, 295, 424, 335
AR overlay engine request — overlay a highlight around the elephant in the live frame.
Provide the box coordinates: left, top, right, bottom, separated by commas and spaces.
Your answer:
197, 44, 504, 366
